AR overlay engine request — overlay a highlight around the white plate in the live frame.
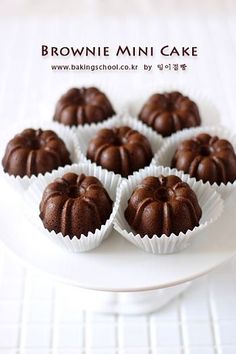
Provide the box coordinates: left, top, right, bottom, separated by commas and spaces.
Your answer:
0, 178, 236, 292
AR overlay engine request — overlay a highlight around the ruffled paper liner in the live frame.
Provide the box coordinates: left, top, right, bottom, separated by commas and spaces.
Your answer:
128, 83, 220, 133
24, 163, 121, 252
39, 82, 121, 126
154, 125, 236, 199
0, 120, 81, 192
114, 165, 223, 255
70, 114, 120, 133
76, 113, 164, 177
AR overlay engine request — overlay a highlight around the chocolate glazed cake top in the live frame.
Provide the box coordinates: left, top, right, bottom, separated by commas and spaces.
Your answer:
2, 128, 71, 177
40, 172, 113, 238
171, 133, 236, 185
139, 91, 201, 137
125, 175, 202, 238
87, 126, 153, 177
53, 87, 115, 126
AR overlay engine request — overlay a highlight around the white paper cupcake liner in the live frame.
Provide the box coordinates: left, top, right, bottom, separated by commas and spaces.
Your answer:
70, 114, 119, 133
154, 125, 236, 199
24, 163, 121, 253
76, 113, 164, 177
40, 83, 123, 127
114, 165, 223, 255
0, 120, 81, 192
128, 83, 220, 133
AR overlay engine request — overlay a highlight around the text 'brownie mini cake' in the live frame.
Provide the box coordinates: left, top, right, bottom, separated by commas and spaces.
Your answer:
2, 128, 71, 177
125, 175, 202, 238
139, 91, 201, 137
53, 87, 115, 126
87, 126, 153, 177
171, 133, 236, 185
39, 172, 113, 238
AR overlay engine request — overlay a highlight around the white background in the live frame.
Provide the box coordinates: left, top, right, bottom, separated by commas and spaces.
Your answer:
0, 0, 236, 352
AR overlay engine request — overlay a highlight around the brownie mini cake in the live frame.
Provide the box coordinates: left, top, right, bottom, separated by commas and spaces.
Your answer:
139, 91, 201, 137
87, 126, 153, 177
39, 172, 113, 238
53, 87, 115, 126
125, 175, 202, 237
2, 128, 71, 177
171, 133, 236, 185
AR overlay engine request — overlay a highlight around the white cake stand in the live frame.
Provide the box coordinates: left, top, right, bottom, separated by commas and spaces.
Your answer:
0, 178, 235, 314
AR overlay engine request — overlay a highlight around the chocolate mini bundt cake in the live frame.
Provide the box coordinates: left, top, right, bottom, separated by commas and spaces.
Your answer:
139, 91, 201, 137
171, 133, 236, 185
87, 126, 153, 177
53, 87, 115, 126
2, 128, 71, 177
39, 172, 113, 238
125, 175, 202, 237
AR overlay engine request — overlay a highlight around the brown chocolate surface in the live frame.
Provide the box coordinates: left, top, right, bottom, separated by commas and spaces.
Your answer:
125, 175, 202, 238
171, 133, 236, 185
39, 172, 113, 238
87, 126, 153, 177
53, 87, 115, 126
139, 91, 201, 137
2, 128, 71, 177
